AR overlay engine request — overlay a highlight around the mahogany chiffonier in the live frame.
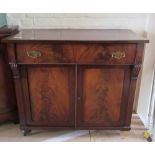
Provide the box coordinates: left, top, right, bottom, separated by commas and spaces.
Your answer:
2, 29, 149, 136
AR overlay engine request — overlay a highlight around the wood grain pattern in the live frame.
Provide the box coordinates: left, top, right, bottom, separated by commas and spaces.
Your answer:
75, 43, 136, 64
25, 66, 75, 126
77, 66, 127, 126
16, 43, 136, 65
16, 43, 75, 64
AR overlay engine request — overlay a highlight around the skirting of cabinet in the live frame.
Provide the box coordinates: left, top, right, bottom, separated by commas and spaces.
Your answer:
20, 126, 131, 136
20, 126, 131, 130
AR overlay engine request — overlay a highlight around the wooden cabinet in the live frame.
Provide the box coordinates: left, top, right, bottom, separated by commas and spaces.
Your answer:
0, 29, 17, 123
2, 29, 149, 135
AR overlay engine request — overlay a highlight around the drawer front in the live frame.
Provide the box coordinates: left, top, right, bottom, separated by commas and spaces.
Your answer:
75, 44, 136, 64
16, 43, 136, 64
16, 43, 75, 64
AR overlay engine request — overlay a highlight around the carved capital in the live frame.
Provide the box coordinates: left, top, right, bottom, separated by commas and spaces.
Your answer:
131, 58, 142, 80
10, 63, 20, 79
131, 43, 145, 80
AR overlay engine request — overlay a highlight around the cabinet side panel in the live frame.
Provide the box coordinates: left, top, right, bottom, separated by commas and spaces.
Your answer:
125, 43, 145, 126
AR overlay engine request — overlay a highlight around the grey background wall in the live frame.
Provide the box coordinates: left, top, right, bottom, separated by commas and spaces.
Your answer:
5, 13, 155, 127
0, 13, 7, 26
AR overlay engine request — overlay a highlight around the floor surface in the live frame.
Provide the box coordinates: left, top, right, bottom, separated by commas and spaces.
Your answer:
0, 114, 147, 142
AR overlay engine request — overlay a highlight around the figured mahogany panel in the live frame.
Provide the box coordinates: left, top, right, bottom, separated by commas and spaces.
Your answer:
77, 66, 129, 127
16, 43, 136, 65
25, 66, 75, 126
75, 43, 136, 64
16, 43, 75, 64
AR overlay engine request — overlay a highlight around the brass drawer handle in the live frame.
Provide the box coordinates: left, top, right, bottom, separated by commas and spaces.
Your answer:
27, 51, 42, 58
111, 51, 126, 59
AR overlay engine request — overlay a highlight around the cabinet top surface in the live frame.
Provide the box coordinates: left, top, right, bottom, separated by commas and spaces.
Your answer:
2, 29, 149, 43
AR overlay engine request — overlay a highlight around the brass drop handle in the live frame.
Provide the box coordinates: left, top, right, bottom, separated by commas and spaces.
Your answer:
111, 51, 126, 59
27, 51, 42, 58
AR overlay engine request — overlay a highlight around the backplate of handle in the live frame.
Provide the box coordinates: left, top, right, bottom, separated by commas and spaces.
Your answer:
111, 51, 126, 59
27, 51, 42, 58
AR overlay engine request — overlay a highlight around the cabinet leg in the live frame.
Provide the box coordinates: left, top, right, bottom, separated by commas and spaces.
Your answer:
22, 129, 31, 136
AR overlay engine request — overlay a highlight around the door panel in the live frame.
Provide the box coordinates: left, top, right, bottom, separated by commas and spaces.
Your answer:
77, 65, 130, 127
22, 65, 75, 126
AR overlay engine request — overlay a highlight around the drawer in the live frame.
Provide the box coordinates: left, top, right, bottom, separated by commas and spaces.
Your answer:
16, 43, 136, 64
75, 44, 136, 64
16, 43, 75, 64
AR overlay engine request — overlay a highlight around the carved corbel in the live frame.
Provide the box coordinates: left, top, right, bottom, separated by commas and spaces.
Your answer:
131, 58, 142, 80
131, 43, 145, 80
10, 63, 20, 79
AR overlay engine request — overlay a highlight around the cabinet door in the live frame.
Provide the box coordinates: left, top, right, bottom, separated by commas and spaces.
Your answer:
77, 65, 130, 127
21, 65, 75, 127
